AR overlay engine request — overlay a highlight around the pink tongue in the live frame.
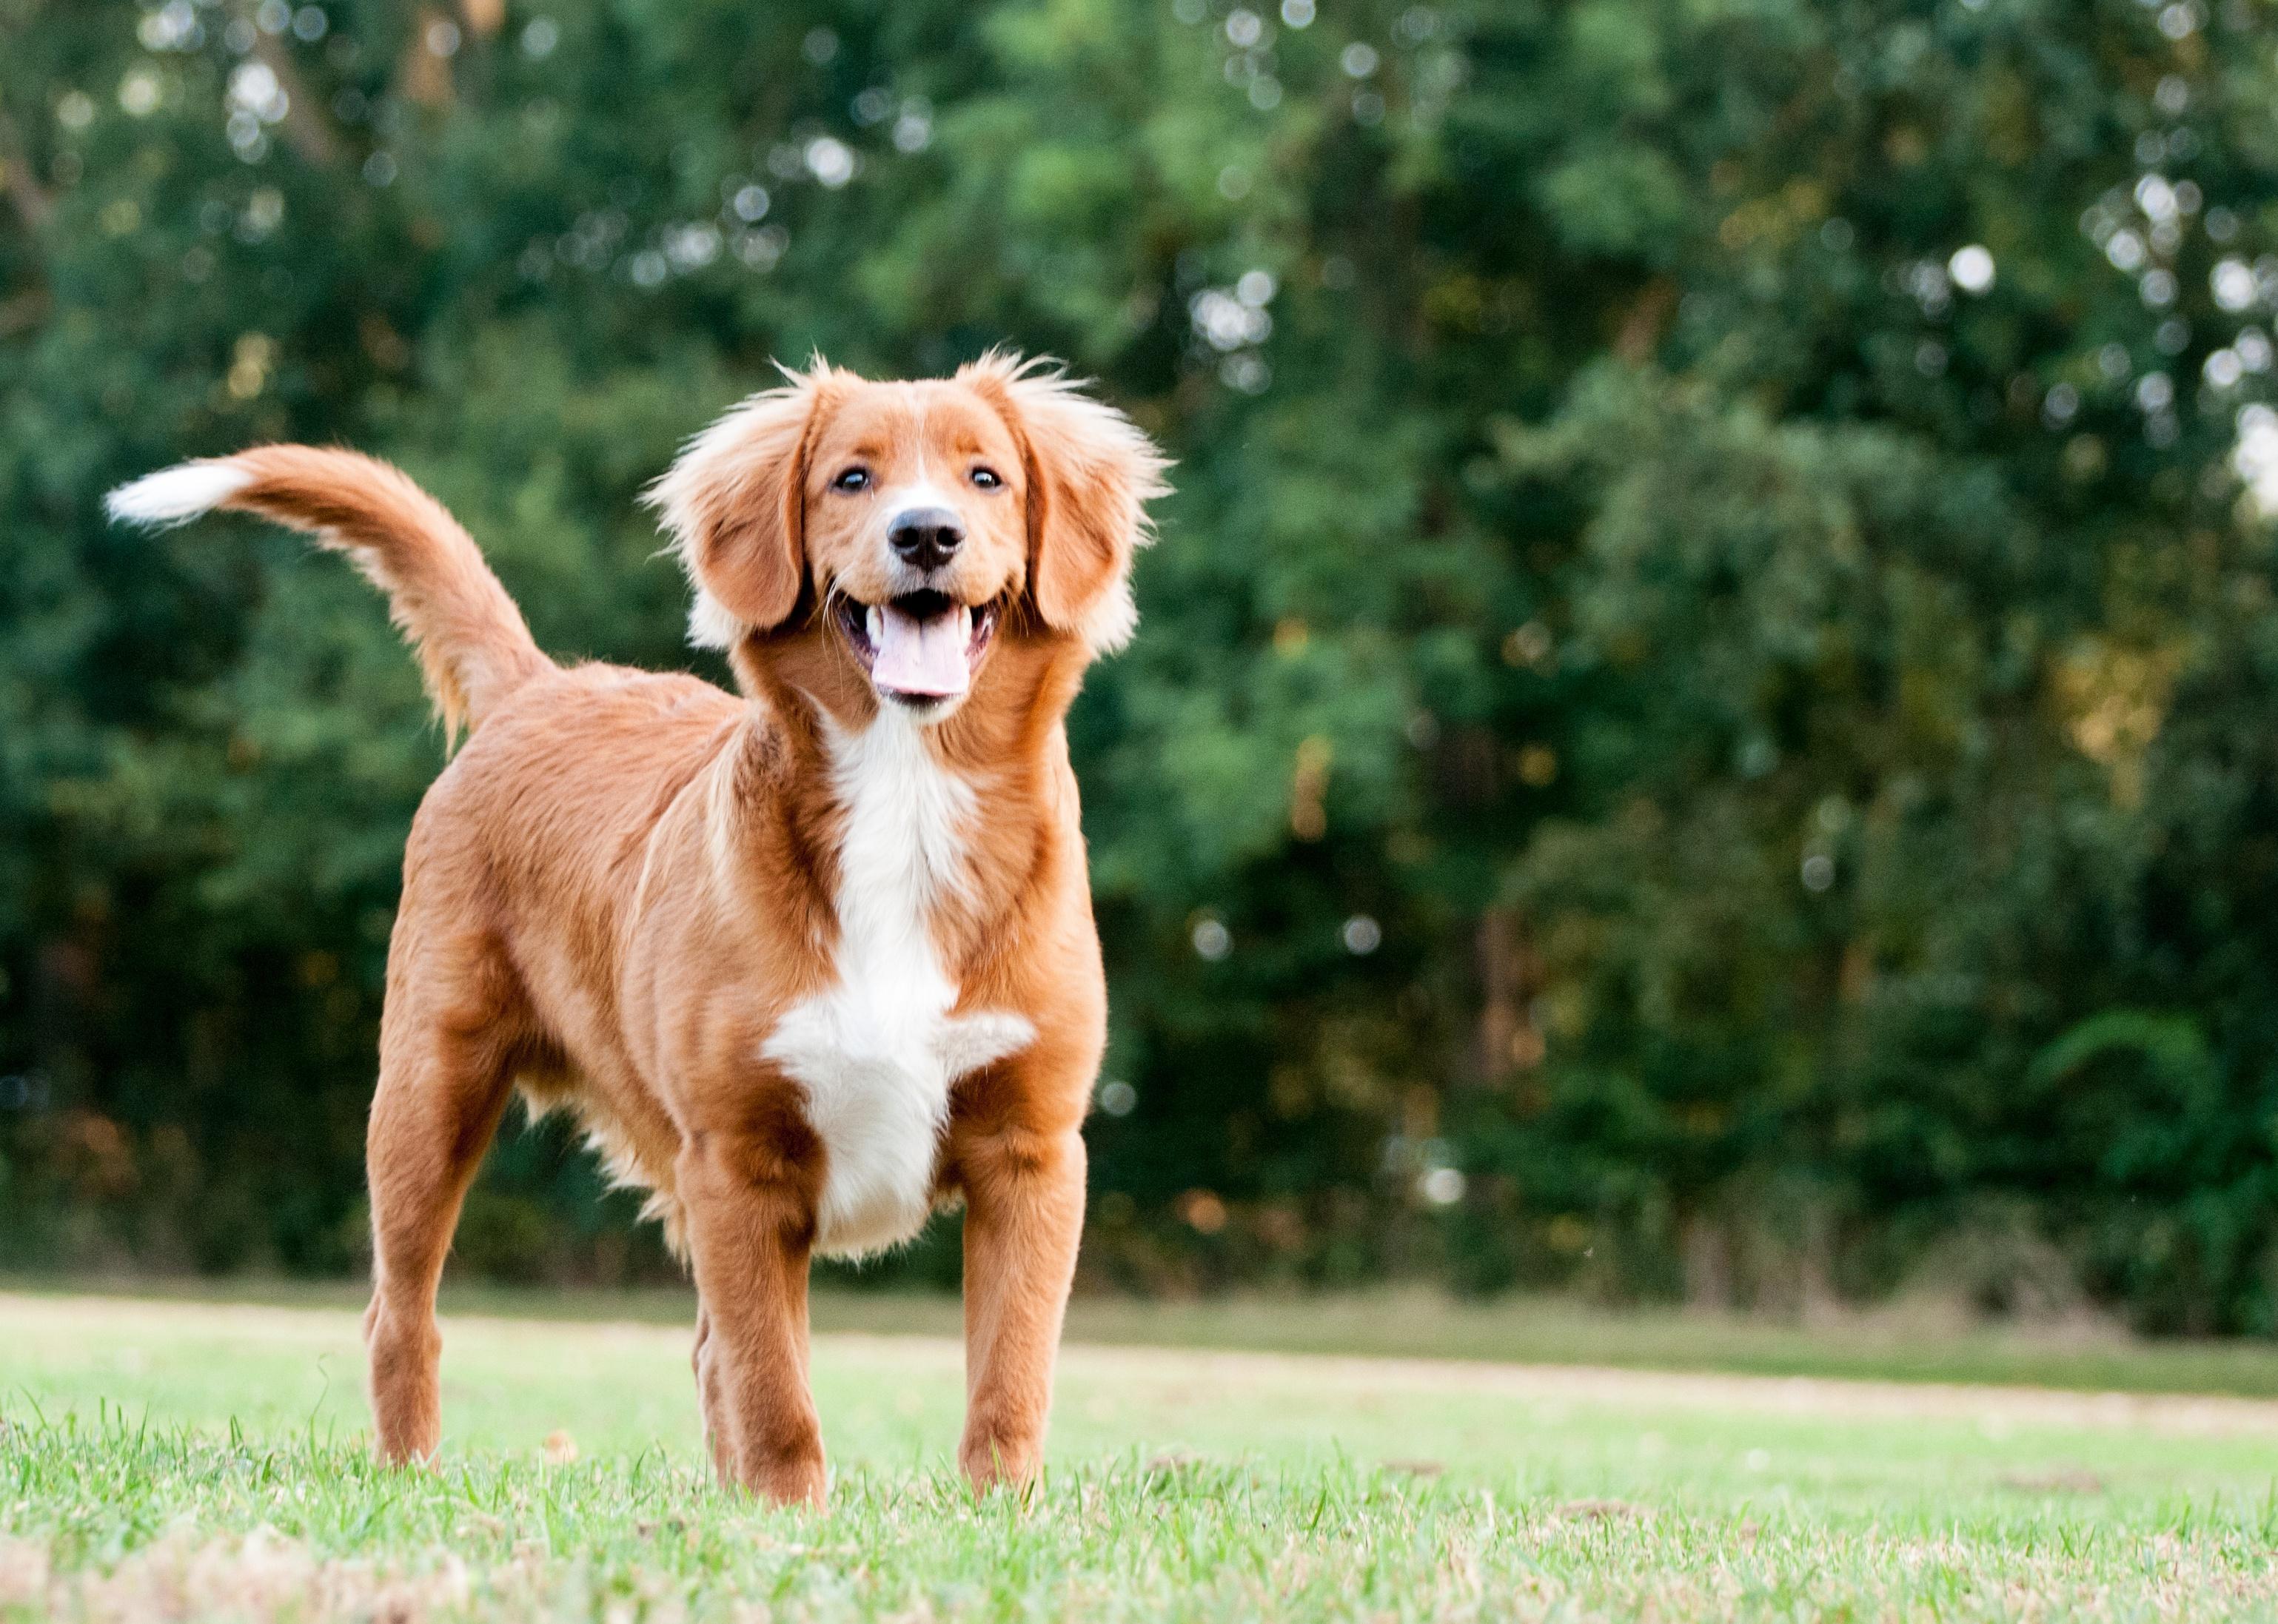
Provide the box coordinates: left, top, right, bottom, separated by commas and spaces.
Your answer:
873, 604, 970, 697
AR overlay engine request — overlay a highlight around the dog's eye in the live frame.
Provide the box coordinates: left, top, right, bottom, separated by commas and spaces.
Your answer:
831, 467, 871, 493
970, 466, 1003, 491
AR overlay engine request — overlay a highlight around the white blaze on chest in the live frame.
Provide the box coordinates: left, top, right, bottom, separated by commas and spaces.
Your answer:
762, 709, 1034, 1258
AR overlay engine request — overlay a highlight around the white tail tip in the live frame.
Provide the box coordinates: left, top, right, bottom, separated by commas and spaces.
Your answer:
105, 459, 255, 528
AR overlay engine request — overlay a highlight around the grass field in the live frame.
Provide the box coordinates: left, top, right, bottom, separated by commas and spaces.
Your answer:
4, 1291, 2277, 1620
16, 1275, 2278, 1397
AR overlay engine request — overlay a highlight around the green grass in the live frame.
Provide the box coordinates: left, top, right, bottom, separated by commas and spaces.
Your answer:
13, 1273, 2278, 1397
4, 1291, 2277, 1620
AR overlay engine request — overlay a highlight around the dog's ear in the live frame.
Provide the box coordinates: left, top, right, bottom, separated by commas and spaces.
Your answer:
965, 354, 1170, 654
647, 363, 842, 648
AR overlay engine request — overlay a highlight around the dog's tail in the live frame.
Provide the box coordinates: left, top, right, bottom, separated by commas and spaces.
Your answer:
107, 446, 553, 739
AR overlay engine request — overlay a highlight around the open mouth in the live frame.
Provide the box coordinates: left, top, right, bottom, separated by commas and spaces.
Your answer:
834, 588, 1001, 705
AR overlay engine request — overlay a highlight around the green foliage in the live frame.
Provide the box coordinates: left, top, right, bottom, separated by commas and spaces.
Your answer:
5, 0, 2278, 1329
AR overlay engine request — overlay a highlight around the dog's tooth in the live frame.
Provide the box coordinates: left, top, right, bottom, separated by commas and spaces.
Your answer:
867, 606, 884, 645
958, 603, 974, 641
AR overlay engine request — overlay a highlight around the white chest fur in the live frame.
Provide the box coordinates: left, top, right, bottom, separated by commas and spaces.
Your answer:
763, 711, 1034, 1257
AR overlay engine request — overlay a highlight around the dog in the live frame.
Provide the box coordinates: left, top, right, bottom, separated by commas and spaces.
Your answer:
107, 352, 1169, 1506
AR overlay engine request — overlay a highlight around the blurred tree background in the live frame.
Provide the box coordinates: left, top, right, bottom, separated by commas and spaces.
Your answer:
6, 0, 2278, 1333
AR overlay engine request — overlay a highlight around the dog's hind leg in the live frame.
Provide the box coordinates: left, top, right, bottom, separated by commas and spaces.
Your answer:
361, 935, 520, 1466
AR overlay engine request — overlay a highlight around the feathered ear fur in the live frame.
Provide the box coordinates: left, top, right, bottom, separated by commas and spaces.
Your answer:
646, 360, 848, 648
960, 352, 1170, 654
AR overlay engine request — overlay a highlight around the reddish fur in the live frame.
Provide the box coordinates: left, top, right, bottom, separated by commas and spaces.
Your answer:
650, 366, 845, 633
153, 355, 1166, 1506
218, 445, 552, 738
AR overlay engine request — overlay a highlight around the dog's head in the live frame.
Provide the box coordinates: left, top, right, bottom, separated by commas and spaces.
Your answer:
649, 352, 1168, 724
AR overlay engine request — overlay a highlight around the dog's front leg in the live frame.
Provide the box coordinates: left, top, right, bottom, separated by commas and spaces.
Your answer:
951, 1108, 1087, 1493
676, 1124, 826, 1507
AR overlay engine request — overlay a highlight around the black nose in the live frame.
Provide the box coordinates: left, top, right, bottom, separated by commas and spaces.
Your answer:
887, 506, 965, 571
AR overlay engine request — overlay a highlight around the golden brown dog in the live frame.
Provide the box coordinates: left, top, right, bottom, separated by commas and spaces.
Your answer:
108, 353, 1168, 1506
